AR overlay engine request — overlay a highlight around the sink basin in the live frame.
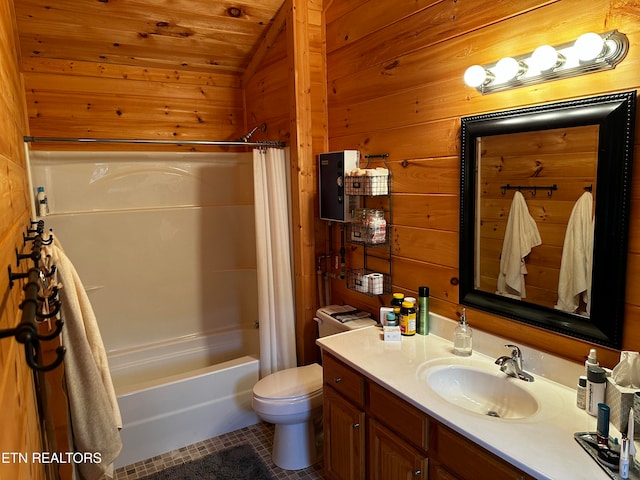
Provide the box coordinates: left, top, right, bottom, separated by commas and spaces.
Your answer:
424, 365, 539, 420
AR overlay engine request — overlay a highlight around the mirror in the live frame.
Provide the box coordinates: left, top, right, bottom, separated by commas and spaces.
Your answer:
460, 91, 636, 348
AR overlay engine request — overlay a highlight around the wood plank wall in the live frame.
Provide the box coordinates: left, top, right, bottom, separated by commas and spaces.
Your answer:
324, 0, 640, 367
244, 0, 326, 365
0, 0, 47, 478
22, 59, 246, 150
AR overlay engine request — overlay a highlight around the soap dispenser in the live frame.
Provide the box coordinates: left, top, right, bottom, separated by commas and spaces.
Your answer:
453, 308, 472, 356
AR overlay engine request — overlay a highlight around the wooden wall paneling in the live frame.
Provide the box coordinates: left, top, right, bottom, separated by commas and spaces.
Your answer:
1, 1, 47, 477
286, 0, 320, 365
23, 70, 245, 142
328, 0, 640, 139
327, 0, 598, 107
326, 0, 557, 79
328, 120, 459, 161
325, 0, 640, 365
14, 0, 284, 73
22, 58, 243, 88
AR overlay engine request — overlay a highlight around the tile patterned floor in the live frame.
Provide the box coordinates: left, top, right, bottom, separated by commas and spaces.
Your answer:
113, 422, 325, 480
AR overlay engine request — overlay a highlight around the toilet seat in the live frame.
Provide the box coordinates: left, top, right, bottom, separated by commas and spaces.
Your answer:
252, 364, 323, 416
253, 363, 323, 401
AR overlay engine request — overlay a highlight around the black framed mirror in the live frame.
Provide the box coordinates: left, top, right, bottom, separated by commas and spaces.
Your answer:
460, 91, 636, 348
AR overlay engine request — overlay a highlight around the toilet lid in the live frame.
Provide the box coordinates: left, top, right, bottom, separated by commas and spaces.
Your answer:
253, 363, 323, 401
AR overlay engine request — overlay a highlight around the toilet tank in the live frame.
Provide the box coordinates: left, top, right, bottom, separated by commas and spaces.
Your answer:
315, 305, 377, 337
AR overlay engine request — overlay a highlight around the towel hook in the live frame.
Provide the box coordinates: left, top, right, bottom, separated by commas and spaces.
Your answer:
36, 319, 64, 341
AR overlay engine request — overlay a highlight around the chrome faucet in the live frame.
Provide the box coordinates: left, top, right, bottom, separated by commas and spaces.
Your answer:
495, 344, 534, 382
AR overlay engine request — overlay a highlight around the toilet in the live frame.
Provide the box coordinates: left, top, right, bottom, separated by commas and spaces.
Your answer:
252, 305, 377, 470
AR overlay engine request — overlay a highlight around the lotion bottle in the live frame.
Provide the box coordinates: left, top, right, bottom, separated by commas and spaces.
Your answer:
37, 186, 49, 217
453, 308, 472, 356
585, 348, 599, 374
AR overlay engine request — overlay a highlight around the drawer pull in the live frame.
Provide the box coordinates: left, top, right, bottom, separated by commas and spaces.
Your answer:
334, 377, 342, 383
353, 423, 360, 429
413, 470, 421, 477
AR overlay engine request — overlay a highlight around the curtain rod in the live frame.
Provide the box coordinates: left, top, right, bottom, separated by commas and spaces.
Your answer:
23, 136, 286, 148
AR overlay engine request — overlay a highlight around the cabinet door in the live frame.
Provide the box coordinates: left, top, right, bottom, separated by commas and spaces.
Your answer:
368, 418, 427, 480
324, 385, 366, 480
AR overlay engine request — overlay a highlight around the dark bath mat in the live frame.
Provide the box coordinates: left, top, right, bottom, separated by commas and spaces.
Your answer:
138, 444, 274, 480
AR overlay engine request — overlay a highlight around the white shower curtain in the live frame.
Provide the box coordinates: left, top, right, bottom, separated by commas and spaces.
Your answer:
253, 147, 297, 377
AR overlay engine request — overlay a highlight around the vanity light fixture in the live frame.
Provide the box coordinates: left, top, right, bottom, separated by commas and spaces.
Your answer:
463, 30, 628, 94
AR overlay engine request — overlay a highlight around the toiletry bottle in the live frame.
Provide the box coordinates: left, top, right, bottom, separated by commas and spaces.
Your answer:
391, 293, 405, 317
386, 311, 397, 327
597, 403, 611, 445
585, 348, 599, 374
417, 286, 429, 335
453, 308, 472, 356
37, 186, 49, 217
576, 376, 587, 409
586, 365, 607, 416
399, 301, 416, 336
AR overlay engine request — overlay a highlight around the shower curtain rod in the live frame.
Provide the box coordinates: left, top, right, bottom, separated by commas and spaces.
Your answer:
23, 136, 286, 147
23, 123, 286, 147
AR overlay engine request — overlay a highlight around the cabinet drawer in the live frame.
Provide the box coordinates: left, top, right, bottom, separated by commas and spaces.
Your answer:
436, 423, 532, 480
368, 381, 429, 451
323, 353, 365, 408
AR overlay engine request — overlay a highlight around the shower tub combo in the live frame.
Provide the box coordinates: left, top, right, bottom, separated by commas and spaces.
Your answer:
28, 151, 262, 468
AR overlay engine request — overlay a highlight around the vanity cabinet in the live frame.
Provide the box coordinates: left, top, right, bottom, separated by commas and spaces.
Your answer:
323, 353, 366, 480
322, 352, 533, 480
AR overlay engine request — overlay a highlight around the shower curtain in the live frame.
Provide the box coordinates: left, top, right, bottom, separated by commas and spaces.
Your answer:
253, 147, 297, 377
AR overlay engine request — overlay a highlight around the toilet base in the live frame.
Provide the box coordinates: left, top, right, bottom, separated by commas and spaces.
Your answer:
271, 414, 322, 470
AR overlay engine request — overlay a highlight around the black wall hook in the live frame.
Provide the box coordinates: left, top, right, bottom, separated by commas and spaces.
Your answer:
37, 319, 64, 342
2, 220, 65, 373
24, 342, 66, 372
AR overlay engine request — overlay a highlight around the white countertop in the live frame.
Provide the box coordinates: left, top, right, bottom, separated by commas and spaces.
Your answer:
316, 313, 620, 480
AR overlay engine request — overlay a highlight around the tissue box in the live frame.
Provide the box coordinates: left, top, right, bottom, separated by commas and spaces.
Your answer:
604, 377, 640, 437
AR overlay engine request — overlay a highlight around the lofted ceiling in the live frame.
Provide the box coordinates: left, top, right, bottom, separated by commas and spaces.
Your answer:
12, 0, 285, 74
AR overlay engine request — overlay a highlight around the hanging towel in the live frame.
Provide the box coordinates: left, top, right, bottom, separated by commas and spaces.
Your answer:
555, 191, 594, 314
44, 239, 122, 480
496, 191, 542, 299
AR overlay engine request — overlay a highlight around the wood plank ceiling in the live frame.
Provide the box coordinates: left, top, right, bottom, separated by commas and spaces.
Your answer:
12, 0, 285, 74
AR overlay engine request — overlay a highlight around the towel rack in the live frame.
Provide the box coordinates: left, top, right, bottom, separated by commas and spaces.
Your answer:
2, 220, 66, 372
500, 184, 558, 197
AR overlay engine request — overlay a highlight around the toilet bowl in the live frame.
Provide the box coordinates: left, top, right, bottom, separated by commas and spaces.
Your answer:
252, 364, 323, 470
252, 305, 377, 470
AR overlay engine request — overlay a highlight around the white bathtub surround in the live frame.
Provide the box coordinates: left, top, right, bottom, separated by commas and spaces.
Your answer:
252, 147, 297, 377
29, 151, 258, 353
317, 312, 618, 480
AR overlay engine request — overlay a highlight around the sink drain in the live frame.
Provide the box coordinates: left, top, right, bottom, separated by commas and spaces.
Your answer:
486, 410, 501, 418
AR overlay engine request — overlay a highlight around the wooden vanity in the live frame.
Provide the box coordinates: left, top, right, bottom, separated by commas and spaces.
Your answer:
316, 320, 609, 480
321, 352, 533, 480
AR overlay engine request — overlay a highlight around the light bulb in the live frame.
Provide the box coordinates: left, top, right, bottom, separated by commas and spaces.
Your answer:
463, 65, 490, 87
530, 45, 560, 71
494, 57, 522, 82
574, 32, 605, 61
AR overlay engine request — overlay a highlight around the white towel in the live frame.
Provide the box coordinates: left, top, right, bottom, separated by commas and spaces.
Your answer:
496, 191, 542, 299
555, 192, 594, 314
44, 239, 122, 480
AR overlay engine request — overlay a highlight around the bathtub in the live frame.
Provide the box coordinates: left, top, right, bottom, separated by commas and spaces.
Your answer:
110, 328, 261, 468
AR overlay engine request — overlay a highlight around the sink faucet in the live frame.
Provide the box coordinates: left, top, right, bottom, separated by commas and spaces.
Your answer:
495, 344, 534, 382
